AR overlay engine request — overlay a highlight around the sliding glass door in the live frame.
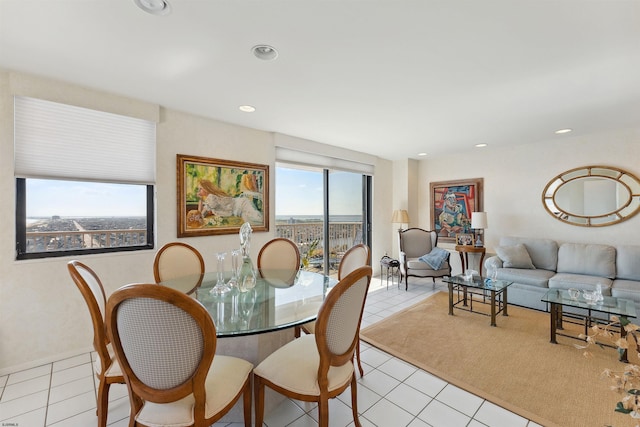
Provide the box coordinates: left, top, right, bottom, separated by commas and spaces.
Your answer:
275, 163, 371, 277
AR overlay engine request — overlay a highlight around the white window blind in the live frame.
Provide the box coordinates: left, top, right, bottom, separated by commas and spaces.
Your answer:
14, 96, 156, 184
275, 147, 374, 175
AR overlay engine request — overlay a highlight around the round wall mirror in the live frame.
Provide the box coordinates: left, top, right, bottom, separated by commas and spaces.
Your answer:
542, 166, 640, 227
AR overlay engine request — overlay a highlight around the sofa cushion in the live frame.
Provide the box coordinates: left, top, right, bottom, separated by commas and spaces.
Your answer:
616, 245, 640, 281
495, 244, 535, 269
500, 237, 558, 271
495, 268, 555, 289
548, 273, 612, 295
612, 279, 640, 302
556, 243, 616, 279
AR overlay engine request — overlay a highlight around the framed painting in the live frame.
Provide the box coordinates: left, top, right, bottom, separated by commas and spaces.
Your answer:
430, 178, 483, 243
177, 154, 269, 237
455, 233, 474, 246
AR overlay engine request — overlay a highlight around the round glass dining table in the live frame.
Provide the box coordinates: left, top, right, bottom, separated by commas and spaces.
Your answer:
160, 269, 338, 337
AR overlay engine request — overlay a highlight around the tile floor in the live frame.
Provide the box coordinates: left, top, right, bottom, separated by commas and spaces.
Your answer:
0, 277, 544, 427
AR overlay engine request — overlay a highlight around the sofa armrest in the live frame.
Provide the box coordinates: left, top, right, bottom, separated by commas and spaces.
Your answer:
485, 255, 503, 271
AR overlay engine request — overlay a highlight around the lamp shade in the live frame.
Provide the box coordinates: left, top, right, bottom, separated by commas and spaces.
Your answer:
392, 209, 410, 224
471, 212, 488, 229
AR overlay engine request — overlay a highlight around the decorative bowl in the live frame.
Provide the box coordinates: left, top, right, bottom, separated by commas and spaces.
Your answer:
568, 288, 580, 300
582, 290, 598, 305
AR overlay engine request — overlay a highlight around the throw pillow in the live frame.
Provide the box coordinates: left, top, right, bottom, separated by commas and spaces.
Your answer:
419, 247, 449, 270
495, 244, 536, 269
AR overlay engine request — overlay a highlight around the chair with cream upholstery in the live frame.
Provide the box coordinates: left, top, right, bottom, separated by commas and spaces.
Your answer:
399, 228, 451, 290
257, 237, 301, 286
254, 265, 372, 427
298, 243, 370, 376
67, 260, 125, 427
106, 284, 253, 427
153, 242, 205, 293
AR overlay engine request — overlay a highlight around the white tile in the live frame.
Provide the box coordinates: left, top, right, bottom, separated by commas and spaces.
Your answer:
47, 408, 97, 426
357, 369, 400, 397
48, 375, 95, 404
417, 399, 471, 427
264, 397, 305, 427
527, 421, 544, 427
385, 383, 431, 416
404, 369, 447, 398
407, 417, 431, 427
46, 390, 96, 425
435, 383, 483, 417
0, 389, 48, 421
6, 364, 51, 385
358, 348, 391, 369
308, 397, 355, 427
50, 363, 93, 388
0, 375, 8, 387
286, 413, 317, 427
361, 398, 414, 427
52, 353, 92, 372
377, 357, 417, 382
337, 384, 382, 413
106, 396, 132, 426
1, 374, 51, 402
1, 407, 46, 426
474, 400, 528, 427
107, 383, 129, 402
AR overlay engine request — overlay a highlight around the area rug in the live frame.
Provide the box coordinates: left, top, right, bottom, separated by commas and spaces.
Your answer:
360, 291, 637, 427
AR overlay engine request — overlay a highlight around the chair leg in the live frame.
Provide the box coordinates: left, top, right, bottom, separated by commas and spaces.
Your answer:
294, 325, 301, 338
96, 379, 109, 427
243, 377, 252, 427
350, 374, 361, 427
318, 395, 330, 427
356, 340, 364, 377
254, 375, 265, 427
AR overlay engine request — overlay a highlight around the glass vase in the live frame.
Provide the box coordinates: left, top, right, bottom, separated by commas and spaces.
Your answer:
210, 251, 231, 295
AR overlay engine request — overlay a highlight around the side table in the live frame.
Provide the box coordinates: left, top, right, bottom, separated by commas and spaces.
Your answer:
380, 256, 400, 289
455, 245, 486, 275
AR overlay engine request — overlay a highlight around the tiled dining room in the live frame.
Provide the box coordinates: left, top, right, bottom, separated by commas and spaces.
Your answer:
0, 276, 541, 427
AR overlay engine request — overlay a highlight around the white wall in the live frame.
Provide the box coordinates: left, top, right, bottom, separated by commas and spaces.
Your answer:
0, 70, 393, 373
417, 129, 640, 275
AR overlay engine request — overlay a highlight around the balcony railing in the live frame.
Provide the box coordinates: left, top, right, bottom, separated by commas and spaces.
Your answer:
275, 221, 362, 255
26, 229, 147, 253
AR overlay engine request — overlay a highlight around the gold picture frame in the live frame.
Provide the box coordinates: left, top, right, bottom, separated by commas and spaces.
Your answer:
177, 154, 269, 237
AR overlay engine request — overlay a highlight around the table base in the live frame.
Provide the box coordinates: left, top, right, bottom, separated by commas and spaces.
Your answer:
448, 283, 508, 327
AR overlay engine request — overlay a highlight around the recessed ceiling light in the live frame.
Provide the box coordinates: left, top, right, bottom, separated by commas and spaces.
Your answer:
252, 45, 278, 61
239, 105, 256, 113
555, 128, 573, 134
134, 0, 171, 15
475, 143, 488, 148
418, 152, 427, 157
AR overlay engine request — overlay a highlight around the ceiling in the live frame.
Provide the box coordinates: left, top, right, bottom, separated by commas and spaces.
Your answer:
1, 1, 639, 161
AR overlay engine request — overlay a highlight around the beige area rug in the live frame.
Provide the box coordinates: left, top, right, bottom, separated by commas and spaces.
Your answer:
360, 291, 637, 427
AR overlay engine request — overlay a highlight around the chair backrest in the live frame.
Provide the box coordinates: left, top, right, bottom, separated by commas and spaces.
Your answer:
338, 244, 370, 280
107, 284, 216, 407
314, 266, 372, 375
257, 238, 301, 285
399, 228, 438, 258
153, 242, 205, 288
67, 260, 112, 375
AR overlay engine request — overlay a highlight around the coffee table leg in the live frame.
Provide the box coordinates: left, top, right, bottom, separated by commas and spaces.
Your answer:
550, 303, 558, 344
620, 316, 629, 363
490, 290, 497, 327
503, 287, 508, 317
448, 283, 454, 316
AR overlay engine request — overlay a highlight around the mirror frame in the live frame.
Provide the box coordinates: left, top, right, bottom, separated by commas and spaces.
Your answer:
542, 165, 640, 227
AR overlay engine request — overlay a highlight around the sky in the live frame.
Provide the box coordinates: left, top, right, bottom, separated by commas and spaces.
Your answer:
26, 167, 364, 218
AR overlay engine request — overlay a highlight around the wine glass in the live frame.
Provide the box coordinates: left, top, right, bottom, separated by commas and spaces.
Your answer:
210, 251, 231, 295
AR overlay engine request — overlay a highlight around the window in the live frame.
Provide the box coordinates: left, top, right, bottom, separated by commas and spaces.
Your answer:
14, 96, 155, 259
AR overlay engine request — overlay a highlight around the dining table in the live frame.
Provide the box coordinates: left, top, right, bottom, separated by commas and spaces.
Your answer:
161, 268, 338, 337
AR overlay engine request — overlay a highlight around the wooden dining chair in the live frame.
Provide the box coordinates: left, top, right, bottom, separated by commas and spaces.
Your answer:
107, 284, 253, 427
153, 242, 205, 293
257, 237, 301, 286
254, 265, 372, 427
297, 243, 371, 376
67, 260, 125, 427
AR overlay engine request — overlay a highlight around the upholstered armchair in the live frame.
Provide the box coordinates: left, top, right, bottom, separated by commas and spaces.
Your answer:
398, 228, 451, 290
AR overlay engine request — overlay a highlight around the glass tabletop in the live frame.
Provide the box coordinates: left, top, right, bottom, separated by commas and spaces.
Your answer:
542, 289, 637, 318
443, 274, 513, 292
161, 270, 338, 337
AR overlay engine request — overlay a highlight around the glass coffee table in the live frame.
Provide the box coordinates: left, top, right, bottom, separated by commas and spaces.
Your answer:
541, 289, 637, 362
443, 275, 513, 327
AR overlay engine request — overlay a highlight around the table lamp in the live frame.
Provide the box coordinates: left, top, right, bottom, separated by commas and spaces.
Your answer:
392, 209, 410, 231
471, 212, 488, 247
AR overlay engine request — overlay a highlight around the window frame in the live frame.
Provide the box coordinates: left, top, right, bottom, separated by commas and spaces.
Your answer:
15, 178, 155, 260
